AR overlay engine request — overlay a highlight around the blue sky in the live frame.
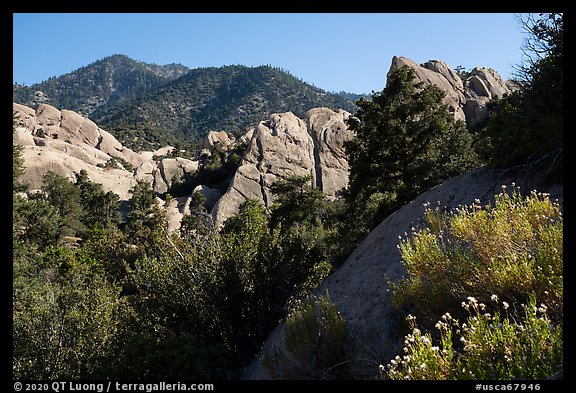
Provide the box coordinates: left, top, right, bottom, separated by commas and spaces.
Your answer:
13, 13, 531, 94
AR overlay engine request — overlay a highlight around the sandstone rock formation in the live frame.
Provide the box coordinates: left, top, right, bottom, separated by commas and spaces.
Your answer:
13, 103, 199, 203
211, 108, 353, 227
303, 108, 351, 197
243, 167, 563, 379
463, 67, 516, 128
389, 56, 516, 128
14, 102, 355, 233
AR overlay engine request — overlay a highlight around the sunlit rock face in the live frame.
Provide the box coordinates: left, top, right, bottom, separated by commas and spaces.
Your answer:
211, 108, 353, 227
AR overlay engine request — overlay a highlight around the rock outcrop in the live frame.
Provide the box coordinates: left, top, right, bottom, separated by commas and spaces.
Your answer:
211, 108, 353, 227
243, 167, 563, 379
153, 157, 199, 194
12, 103, 199, 203
389, 56, 516, 128
303, 108, 351, 197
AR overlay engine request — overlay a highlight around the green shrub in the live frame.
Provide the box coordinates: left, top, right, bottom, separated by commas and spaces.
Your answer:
392, 186, 563, 326
385, 295, 562, 380
13, 245, 126, 379
131, 199, 333, 374
386, 186, 563, 380
262, 291, 349, 379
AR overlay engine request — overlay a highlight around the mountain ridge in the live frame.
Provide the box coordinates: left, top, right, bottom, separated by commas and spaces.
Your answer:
13, 54, 190, 117
13, 55, 361, 150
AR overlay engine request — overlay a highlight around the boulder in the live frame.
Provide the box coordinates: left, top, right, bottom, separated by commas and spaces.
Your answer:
34, 103, 62, 137
200, 130, 234, 150
13, 127, 36, 146
13, 103, 38, 131
59, 109, 101, 147
96, 129, 147, 169
193, 185, 223, 211
153, 157, 199, 194
152, 145, 175, 158
134, 160, 157, 185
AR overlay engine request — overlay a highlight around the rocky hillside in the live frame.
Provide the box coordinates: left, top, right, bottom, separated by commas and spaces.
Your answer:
13, 54, 189, 118
13, 102, 353, 233
92, 65, 358, 148
13, 102, 204, 231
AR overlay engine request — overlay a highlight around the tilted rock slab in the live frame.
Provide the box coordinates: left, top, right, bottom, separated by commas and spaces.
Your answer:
211, 108, 353, 227
303, 108, 351, 197
20, 146, 136, 200
13, 102, 198, 201
200, 130, 235, 150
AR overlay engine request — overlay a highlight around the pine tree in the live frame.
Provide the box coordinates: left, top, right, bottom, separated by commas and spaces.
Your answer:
342, 65, 479, 251
480, 13, 562, 176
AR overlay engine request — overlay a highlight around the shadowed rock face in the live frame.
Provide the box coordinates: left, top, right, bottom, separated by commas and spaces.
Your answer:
389, 56, 516, 129
243, 167, 562, 379
211, 108, 353, 227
